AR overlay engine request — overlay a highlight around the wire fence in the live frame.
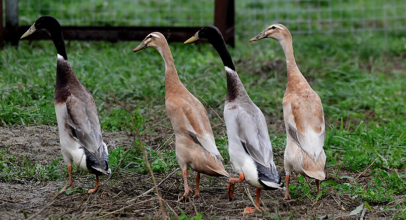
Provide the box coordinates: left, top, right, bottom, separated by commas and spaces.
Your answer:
11, 0, 406, 39
18, 0, 214, 27
236, 0, 406, 39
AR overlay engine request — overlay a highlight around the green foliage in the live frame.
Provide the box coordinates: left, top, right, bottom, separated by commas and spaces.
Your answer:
100, 108, 133, 132
394, 204, 406, 219
334, 170, 406, 205
179, 212, 204, 220
108, 144, 178, 174
289, 175, 313, 200
64, 186, 88, 195
0, 148, 63, 182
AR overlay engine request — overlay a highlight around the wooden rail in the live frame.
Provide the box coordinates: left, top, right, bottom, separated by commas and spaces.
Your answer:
0, 0, 3, 48
0, 0, 235, 47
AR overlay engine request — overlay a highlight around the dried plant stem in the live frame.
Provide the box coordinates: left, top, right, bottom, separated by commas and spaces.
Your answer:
27, 183, 68, 220
127, 168, 179, 203
110, 93, 167, 219
356, 157, 378, 179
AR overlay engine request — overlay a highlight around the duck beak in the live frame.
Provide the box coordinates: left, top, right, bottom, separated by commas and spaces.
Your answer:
184, 32, 199, 44
21, 23, 37, 39
250, 30, 266, 42
133, 41, 147, 52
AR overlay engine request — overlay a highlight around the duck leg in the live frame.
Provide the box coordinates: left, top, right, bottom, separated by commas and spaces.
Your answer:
179, 170, 191, 201
227, 173, 245, 201
68, 166, 74, 188
315, 179, 320, 194
242, 188, 261, 214
284, 175, 291, 200
193, 172, 200, 198
88, 175, 100, 194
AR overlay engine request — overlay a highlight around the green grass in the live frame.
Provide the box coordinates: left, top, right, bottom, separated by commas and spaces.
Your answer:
0, 148, 63, 182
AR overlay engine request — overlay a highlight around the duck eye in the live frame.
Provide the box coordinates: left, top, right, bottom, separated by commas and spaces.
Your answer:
147, 35, 153, 39
270, 26, 276, 30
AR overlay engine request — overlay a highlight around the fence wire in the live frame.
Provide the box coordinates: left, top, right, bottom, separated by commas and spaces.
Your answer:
18, 0, 214, 27
9, 0, 406, 39
237, 0, 406, 39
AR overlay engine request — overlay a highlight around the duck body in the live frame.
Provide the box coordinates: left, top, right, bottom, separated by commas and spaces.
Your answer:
250, 23, 326, 200
185, 26, 283, 213
21, 16, 110, 193
133, 32, 229, 200
283, 72, 326, 180
54, 56, 109, 176
224, 68, 281, 190
166, 88, 226, 177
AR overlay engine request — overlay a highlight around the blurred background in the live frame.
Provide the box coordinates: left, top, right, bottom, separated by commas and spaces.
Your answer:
9, 0, 406, 42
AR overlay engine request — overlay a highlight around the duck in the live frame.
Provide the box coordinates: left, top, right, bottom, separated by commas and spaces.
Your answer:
184, 26, 284, 214
250, 24, 326, 200
133, 32, 230, 201
20, 16, 111, 193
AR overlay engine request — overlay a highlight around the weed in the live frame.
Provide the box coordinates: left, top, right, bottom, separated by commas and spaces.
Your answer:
289, 175, 313, 200
0, 148, 63, 182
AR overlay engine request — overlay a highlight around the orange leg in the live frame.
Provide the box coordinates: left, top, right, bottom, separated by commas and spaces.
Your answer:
242, 188, 261, 214
88, 176, 100, 194
193, 172, 200, 198
68, 166, 74, 188
284, 175, 291, 200
227, 174, 245, 201
315, 179, 320, 194
179, 170, 191, 201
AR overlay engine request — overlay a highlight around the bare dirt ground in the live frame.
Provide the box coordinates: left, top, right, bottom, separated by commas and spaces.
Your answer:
0, 125, 402, 219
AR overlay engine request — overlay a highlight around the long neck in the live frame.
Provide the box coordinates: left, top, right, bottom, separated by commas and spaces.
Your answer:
279, 37, 301, 80
157, 43, 183, 92
210, 40, 246, 101
52, 29, 75, 90
210, 40, 235, 71
50, 29, 68, 60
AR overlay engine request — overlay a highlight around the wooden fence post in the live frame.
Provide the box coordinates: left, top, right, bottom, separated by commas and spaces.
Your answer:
5, 0, 18, 46
0, 0, 4, 48
214, 0, 235, 47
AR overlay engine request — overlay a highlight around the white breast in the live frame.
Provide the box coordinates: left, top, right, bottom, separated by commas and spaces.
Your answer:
55, 103, 89, 172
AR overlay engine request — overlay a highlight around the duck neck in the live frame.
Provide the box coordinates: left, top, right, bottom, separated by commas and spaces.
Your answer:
210, 40, 235, 71
50, 29, 68, 61
210, 40, 244, 102
279, 37, 301, 81
52, 29, 73, 90
156, 44, 183, 92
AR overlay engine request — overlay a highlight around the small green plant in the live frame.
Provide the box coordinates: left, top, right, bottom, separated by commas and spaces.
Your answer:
334, 170, 405, 205
0, 150, 63, 182
178, 211, 204, 220
289, 175, 313, 200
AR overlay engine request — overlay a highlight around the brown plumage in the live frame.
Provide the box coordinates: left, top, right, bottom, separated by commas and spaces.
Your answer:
251, 24, 326, 200
133, 32, 229, 201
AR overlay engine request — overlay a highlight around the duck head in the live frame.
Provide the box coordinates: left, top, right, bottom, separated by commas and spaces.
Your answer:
184, 26, 224, 45
21, 15, 61, 39
133, 32, 167, 52
250, 24, 291, 42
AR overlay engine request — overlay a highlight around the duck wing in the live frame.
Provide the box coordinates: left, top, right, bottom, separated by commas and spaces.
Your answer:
182, 99, 223, 160
284, 91, 325, 162
66, 92, 105, 165
235, 105, 274, 169
166, 96, 223, 160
